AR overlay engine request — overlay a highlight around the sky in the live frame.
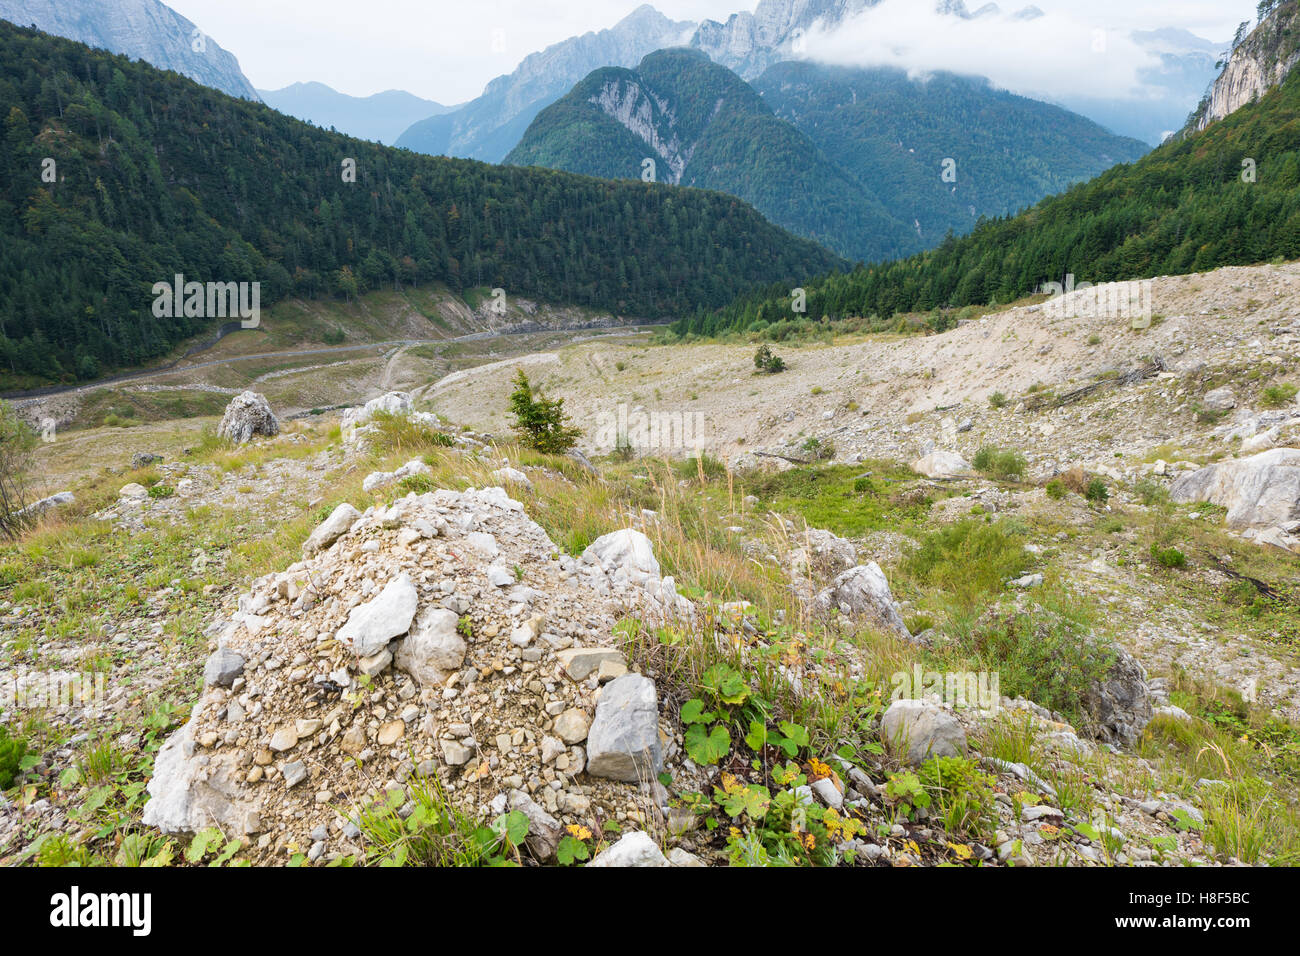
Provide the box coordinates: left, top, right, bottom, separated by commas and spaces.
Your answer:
163, 0, 1263, 105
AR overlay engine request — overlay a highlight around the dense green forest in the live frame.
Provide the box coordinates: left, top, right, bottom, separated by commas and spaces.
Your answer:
676, 66, 1300, 338
753, 62, 1149, 247
0, 24, 843, 386
506, 49, 919, 264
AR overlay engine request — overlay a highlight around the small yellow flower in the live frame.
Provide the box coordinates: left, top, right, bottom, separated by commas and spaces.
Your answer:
802, 833, 816, 851
565, 824, 592, 841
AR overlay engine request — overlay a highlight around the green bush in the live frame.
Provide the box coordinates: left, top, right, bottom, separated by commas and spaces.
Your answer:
1084, 478, 1109, 504
1261, 383, 1298, 408
1045, 479, 1067, 500
957, 607, 1115, 726
972, 445, 1027, 480
901, 518, 1030, 610
508, 371, 581, 454
1150, 543, 1187, 569
988, 391, 1008, 409
0, 724, 28, 789
754, 344, 786, 374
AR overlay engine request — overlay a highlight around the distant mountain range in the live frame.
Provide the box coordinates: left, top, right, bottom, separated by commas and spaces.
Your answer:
681, 1, 1300, 337
395, 5, 694, 162
258, 82, 453, 145
508, 50, 1148, 262
394, 0, 1221, 162
507, 49, 917, 264
0, 0, 258, 100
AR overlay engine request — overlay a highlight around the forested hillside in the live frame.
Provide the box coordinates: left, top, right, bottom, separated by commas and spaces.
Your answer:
507, 49, 918, 264
0, 23, 842, 386
677, 66, 1300, 337
753, 62, 1149, 247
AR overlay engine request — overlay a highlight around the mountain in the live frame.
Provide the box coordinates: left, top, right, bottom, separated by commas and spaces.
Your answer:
0, 0, 258, 100
259, 82, 452, 145
1186, 1, 1300, 134
1054, 28, 1225, 145
678, 9, 1300, 337
752, 62, 1148, 246
506, 49, 917, 264
0, 21, 842, 385
688, 0, 1039, 80
395, 4, 695, 162
398, 0, 1224, 161
688, 0, 879, 80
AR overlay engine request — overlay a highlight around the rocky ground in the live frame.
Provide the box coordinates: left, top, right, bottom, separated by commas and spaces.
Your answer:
1, 263, 1298, 867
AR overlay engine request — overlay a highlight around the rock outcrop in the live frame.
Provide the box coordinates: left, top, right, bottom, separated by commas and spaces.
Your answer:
880, 699, 967, 765
140, 484, 680, 865
217, 391, 279, 444
812, 563, 912, 640
1170, 448, 1300, 550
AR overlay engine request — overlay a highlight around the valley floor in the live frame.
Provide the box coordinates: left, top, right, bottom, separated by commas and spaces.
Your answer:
1, 262, 1298, 867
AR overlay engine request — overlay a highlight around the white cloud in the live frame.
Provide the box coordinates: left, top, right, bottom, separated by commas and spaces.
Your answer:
799, 0, 1234, 101
163, 0, 1258, 104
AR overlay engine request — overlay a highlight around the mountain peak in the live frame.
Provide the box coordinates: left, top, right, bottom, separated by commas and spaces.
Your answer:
1185, 0, 1300, 133
0, 0, 259, 99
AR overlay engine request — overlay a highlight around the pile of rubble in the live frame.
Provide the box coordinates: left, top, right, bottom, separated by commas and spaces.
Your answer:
141, 483, 699, 864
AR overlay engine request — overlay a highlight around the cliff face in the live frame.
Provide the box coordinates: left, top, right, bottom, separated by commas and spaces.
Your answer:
0, 0, 259, 100
1187, 1, 1300, 133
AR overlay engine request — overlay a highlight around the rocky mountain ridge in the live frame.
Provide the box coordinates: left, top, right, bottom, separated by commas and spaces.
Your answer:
0, 0, 259, 99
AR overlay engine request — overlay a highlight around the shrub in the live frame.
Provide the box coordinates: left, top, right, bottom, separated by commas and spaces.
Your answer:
754, 344, 786, 374
957, 607, 1115, 726
0, 724, 28, 789
1261, 383, 1298, 408
1134, 478, 1169, 506
901, 518, 1030, 610
972, 445, 1026, 480
507, 371, 581, 454
0, 401, 37, 538
1045, 479, 1067, 500
1084, 478, 1109, 504
988, 391, 1008, 409
1150, 543, 1187, 569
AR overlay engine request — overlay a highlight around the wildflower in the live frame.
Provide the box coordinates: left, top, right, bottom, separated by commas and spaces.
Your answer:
565, 824, 592, 841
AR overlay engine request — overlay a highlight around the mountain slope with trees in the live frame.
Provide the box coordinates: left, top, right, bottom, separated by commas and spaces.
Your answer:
506, 48, 919, 264
0, 22, 842, 387
675, 37, 1300, 337
752, 62, 1149, 247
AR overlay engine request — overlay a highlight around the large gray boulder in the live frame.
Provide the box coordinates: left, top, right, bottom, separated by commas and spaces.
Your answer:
880, 699, 967, 765
1084, 646, 1153, 749
341, 391, 412, 429
202, 647, 245, 688
140, 702, 258, 835
582, 529, 660, 588
812, 563, 912, 640
1170, 448, 1300, 531
336, 574, 419, 657
302, 503, 361, 557
217, 391, 279, 444
393, 607, 465, 686
912, 451, 973, 479
586, 674, 662, 782
587, 830, 669, 867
